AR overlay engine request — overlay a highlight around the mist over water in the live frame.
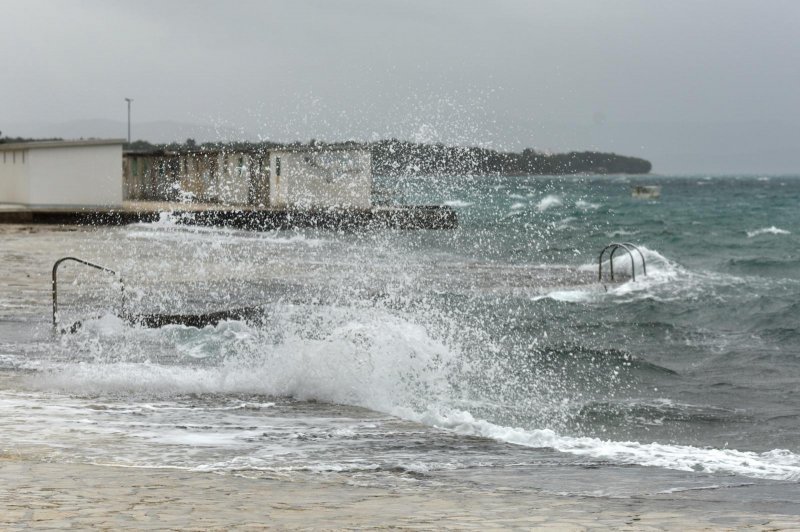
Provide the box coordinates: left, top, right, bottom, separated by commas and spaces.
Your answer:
2, 174, 800, 500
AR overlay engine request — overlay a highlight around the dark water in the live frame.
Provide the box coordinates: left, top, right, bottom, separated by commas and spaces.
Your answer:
391, 174, 800, 450
1, 174, 799, 507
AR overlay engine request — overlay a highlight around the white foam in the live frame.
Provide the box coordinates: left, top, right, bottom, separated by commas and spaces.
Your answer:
404, 409, 800, 481
576, 200, 600, 210
580, 245, 747, 305
442, 200, 473, 208
532, 290, 595, 303
31, 282, 797, 482
746, 226, 790, 238
509, 202, 526, 210
536, 195, 563, 212
78, 313, 128, 336
552, 217, 577, 231
34, 305, 458, 414
128, 221, 327, 246
606, 229, 639, 238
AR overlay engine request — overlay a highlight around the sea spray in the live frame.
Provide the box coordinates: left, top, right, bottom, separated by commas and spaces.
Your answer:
4, 174, 800, 492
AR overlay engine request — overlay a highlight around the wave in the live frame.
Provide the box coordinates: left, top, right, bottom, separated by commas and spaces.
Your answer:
27, 300, 799, 482
536, 195, 563, 212
532, 289, 599, 303
552, 217, 577, 232
746, 226, 790, 238
409, 409, 800, 481
442, 200, 473, 208
128, 219, 327, 246
32, 305, 457, 412
575, 200, 600, 210
536, 246, 680, 303
606, 229, 639, 238
574, 245, 751, 305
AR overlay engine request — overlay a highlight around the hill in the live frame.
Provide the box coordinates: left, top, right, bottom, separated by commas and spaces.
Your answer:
126, 138, 652, 176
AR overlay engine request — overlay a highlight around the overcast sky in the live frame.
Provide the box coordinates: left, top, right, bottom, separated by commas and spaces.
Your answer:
2, 0, 798, 174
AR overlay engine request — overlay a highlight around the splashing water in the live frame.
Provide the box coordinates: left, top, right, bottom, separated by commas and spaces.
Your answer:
3, 174, 800, 496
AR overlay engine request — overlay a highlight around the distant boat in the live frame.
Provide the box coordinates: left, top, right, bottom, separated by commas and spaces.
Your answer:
632, 185, 661, 199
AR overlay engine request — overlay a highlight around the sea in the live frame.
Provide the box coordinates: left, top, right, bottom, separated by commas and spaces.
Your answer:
2, 174, 800, 513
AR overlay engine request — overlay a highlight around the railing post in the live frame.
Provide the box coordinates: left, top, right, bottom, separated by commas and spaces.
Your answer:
52, 257, 123, 328
52, 264, 58, 327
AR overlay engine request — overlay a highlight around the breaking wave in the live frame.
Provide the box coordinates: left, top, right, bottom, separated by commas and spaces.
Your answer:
26, 287, 800, 481
536, 195, 563, 211
747, 226, 790, 238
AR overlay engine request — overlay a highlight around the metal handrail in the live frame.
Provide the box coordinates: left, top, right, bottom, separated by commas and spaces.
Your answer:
620, 242, 647, 276
598, 243, 639, 282
609, 243, 638, 281
606, 243, 636, 281
52, 257, 125, 327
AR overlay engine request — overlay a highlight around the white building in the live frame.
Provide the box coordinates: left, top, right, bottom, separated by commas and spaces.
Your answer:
269, 146, 372, 209
0, 139, 124, 208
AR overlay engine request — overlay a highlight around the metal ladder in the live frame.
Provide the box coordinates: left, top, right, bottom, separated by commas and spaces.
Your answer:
52, 257, 125, 327
51, 257, 260, 331
598, 242, 647, 282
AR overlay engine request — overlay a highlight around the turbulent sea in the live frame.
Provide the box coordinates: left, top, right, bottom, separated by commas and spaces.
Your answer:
2, 174, 800, 510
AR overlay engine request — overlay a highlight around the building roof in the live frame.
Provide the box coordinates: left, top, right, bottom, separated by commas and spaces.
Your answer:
0, 139, 126, 151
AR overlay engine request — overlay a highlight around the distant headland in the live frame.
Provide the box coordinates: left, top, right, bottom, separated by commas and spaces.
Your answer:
0, 133, 652, 176
369, 140, 652, 176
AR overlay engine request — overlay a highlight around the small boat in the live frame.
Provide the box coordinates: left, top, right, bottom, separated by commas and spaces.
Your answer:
632, 185, 661, 199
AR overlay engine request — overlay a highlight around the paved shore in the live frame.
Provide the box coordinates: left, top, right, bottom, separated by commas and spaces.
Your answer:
1, 456, 798, 530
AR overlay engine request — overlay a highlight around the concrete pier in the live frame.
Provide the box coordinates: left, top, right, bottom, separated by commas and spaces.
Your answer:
0, 202, 457, 230
1, 458, 797, 530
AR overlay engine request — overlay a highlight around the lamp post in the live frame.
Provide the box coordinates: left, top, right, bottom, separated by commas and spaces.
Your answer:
124, 98, 133, 143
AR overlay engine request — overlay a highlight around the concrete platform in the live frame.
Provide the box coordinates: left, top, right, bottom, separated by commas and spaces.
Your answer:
2, 458, 797, 530
0, 202, 457, 230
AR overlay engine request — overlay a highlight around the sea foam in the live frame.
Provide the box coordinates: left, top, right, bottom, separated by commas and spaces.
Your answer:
747, 226, 790, 238
536, 195, 563, 211
31, 298, 800, 482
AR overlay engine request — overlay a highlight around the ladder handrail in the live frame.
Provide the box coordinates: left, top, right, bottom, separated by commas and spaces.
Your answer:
609, 243, 637, 282
619, 242, 647, 276
52, 257, 125, 327
598, 243, 637, 282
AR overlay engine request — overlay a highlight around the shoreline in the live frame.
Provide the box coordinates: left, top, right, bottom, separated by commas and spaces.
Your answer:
1, 456, 797, 530
0, 202, 458, 230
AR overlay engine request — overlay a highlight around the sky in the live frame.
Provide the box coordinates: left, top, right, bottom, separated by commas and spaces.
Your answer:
1, 0, 799, 174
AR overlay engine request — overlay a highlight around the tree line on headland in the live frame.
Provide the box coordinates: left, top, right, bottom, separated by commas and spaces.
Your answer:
140, 139, 652, 176
1, 132, 651, 175
368, 140, 652, 176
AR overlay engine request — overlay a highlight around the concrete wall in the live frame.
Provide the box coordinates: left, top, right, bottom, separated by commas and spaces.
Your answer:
269, 149, 372, 209
0, 149, 30, 204
27, 144, 123, 207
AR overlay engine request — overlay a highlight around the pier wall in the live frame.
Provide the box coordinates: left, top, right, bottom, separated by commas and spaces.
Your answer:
0, 204, 457, 230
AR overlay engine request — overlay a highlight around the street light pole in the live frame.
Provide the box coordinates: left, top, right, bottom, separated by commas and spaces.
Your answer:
124, 98, 133, 143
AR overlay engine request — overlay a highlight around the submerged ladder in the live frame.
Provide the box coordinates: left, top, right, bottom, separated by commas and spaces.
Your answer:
51, 256, 262, 332
598, 242, 647, 282
52, 257, 125, 327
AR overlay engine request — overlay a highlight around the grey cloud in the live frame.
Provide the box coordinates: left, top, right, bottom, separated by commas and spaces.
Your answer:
2, 0, 799, 173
